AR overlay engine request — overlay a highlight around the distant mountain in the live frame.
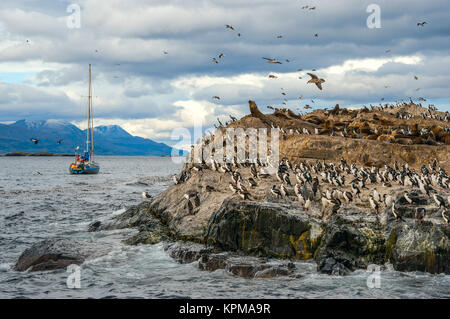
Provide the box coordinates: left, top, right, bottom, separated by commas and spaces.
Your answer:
0, 119, 181, 156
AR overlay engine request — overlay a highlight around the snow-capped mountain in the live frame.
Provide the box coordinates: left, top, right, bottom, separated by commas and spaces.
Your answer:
0, 119, 177, 156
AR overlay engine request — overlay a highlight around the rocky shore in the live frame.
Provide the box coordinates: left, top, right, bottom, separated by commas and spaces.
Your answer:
15, 101, 450, 278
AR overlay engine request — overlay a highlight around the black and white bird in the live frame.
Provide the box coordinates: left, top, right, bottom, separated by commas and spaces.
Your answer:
383, 194, 393, 208
229, 183, 239, 194
442, 210, 449, 226
238, 190, 251, 200
404, 192, 414, 205
304, 198, 311, 211
433, 194, 446, 208
30, 138, 39, 144
373, 189, 381, 203
391, 203, 404, 222
369, 195, 379, 213
142, 192, 152, 199
271, 185, 282, 199
184, 192, 200, 207
186, 198, 194, 214
248, 177, 257, 187
343, 191, 353, 204
330, 198, 341, 214
351, 184, 361, 198
280, 184, 288, 197
415, 207, 425, 225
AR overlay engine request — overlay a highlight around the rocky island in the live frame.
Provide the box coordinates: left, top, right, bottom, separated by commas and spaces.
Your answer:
16, 101, 450, 278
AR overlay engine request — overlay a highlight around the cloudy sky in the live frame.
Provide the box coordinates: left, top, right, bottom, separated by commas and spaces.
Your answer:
0, 0, 449, 147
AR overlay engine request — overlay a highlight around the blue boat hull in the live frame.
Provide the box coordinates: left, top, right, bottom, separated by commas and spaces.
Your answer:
69, 163, 100, 175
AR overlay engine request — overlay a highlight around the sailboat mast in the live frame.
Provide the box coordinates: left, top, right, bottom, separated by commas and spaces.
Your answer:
90, 65, 94, 162
86, 64, 91, 154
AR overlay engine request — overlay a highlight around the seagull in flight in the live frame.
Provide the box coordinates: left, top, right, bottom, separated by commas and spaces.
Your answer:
262, 57, 282, 64
307, 73, 325, 90
30, 138, 39, 145
225, 24, 234, 30
417, 22, 427, 26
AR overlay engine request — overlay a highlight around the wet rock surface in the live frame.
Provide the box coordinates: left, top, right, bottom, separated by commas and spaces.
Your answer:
96, 194, 449, 275
15, 238, 111, 272
198, 253, 297, 279
88, 201, 174, 245
164, 242, 214, 264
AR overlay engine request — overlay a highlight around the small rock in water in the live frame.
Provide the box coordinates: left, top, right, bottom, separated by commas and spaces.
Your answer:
15, 238, 111, 272
88, 221, 102, 232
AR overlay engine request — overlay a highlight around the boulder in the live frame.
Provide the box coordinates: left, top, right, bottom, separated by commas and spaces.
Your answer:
386, 223, 449, 274
164, 242, 213, 264
205, 200, 323, 259
15, 238, 110, 272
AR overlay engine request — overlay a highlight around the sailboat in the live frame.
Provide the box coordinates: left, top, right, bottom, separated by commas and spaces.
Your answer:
69, 64, 100, 175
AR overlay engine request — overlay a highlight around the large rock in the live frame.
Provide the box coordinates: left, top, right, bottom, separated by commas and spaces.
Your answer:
314, 211, 386, 274
204, 199, 450, 275
205, 200, 323, 259
15, 238, 110, 272
386, 223, 449, 274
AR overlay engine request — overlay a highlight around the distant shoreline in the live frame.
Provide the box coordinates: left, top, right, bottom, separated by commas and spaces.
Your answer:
0, 152, 73, 157
0, 152, 186, 157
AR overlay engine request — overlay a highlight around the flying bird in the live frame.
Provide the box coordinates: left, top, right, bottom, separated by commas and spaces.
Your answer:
314, 34, 318, 38
414, 76, 419, 80
212, 96, 220, 100
307, 73, 325, 90
57, 139, 63, 144
218, 53, 225, 58
30, 138, 39, 145
225, 24, 234, 30
262, 57, 282, 64
417, 22, 427, 26
277, 35, 283, 38
212, 57, 219, 64
268, 74, 278, 79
